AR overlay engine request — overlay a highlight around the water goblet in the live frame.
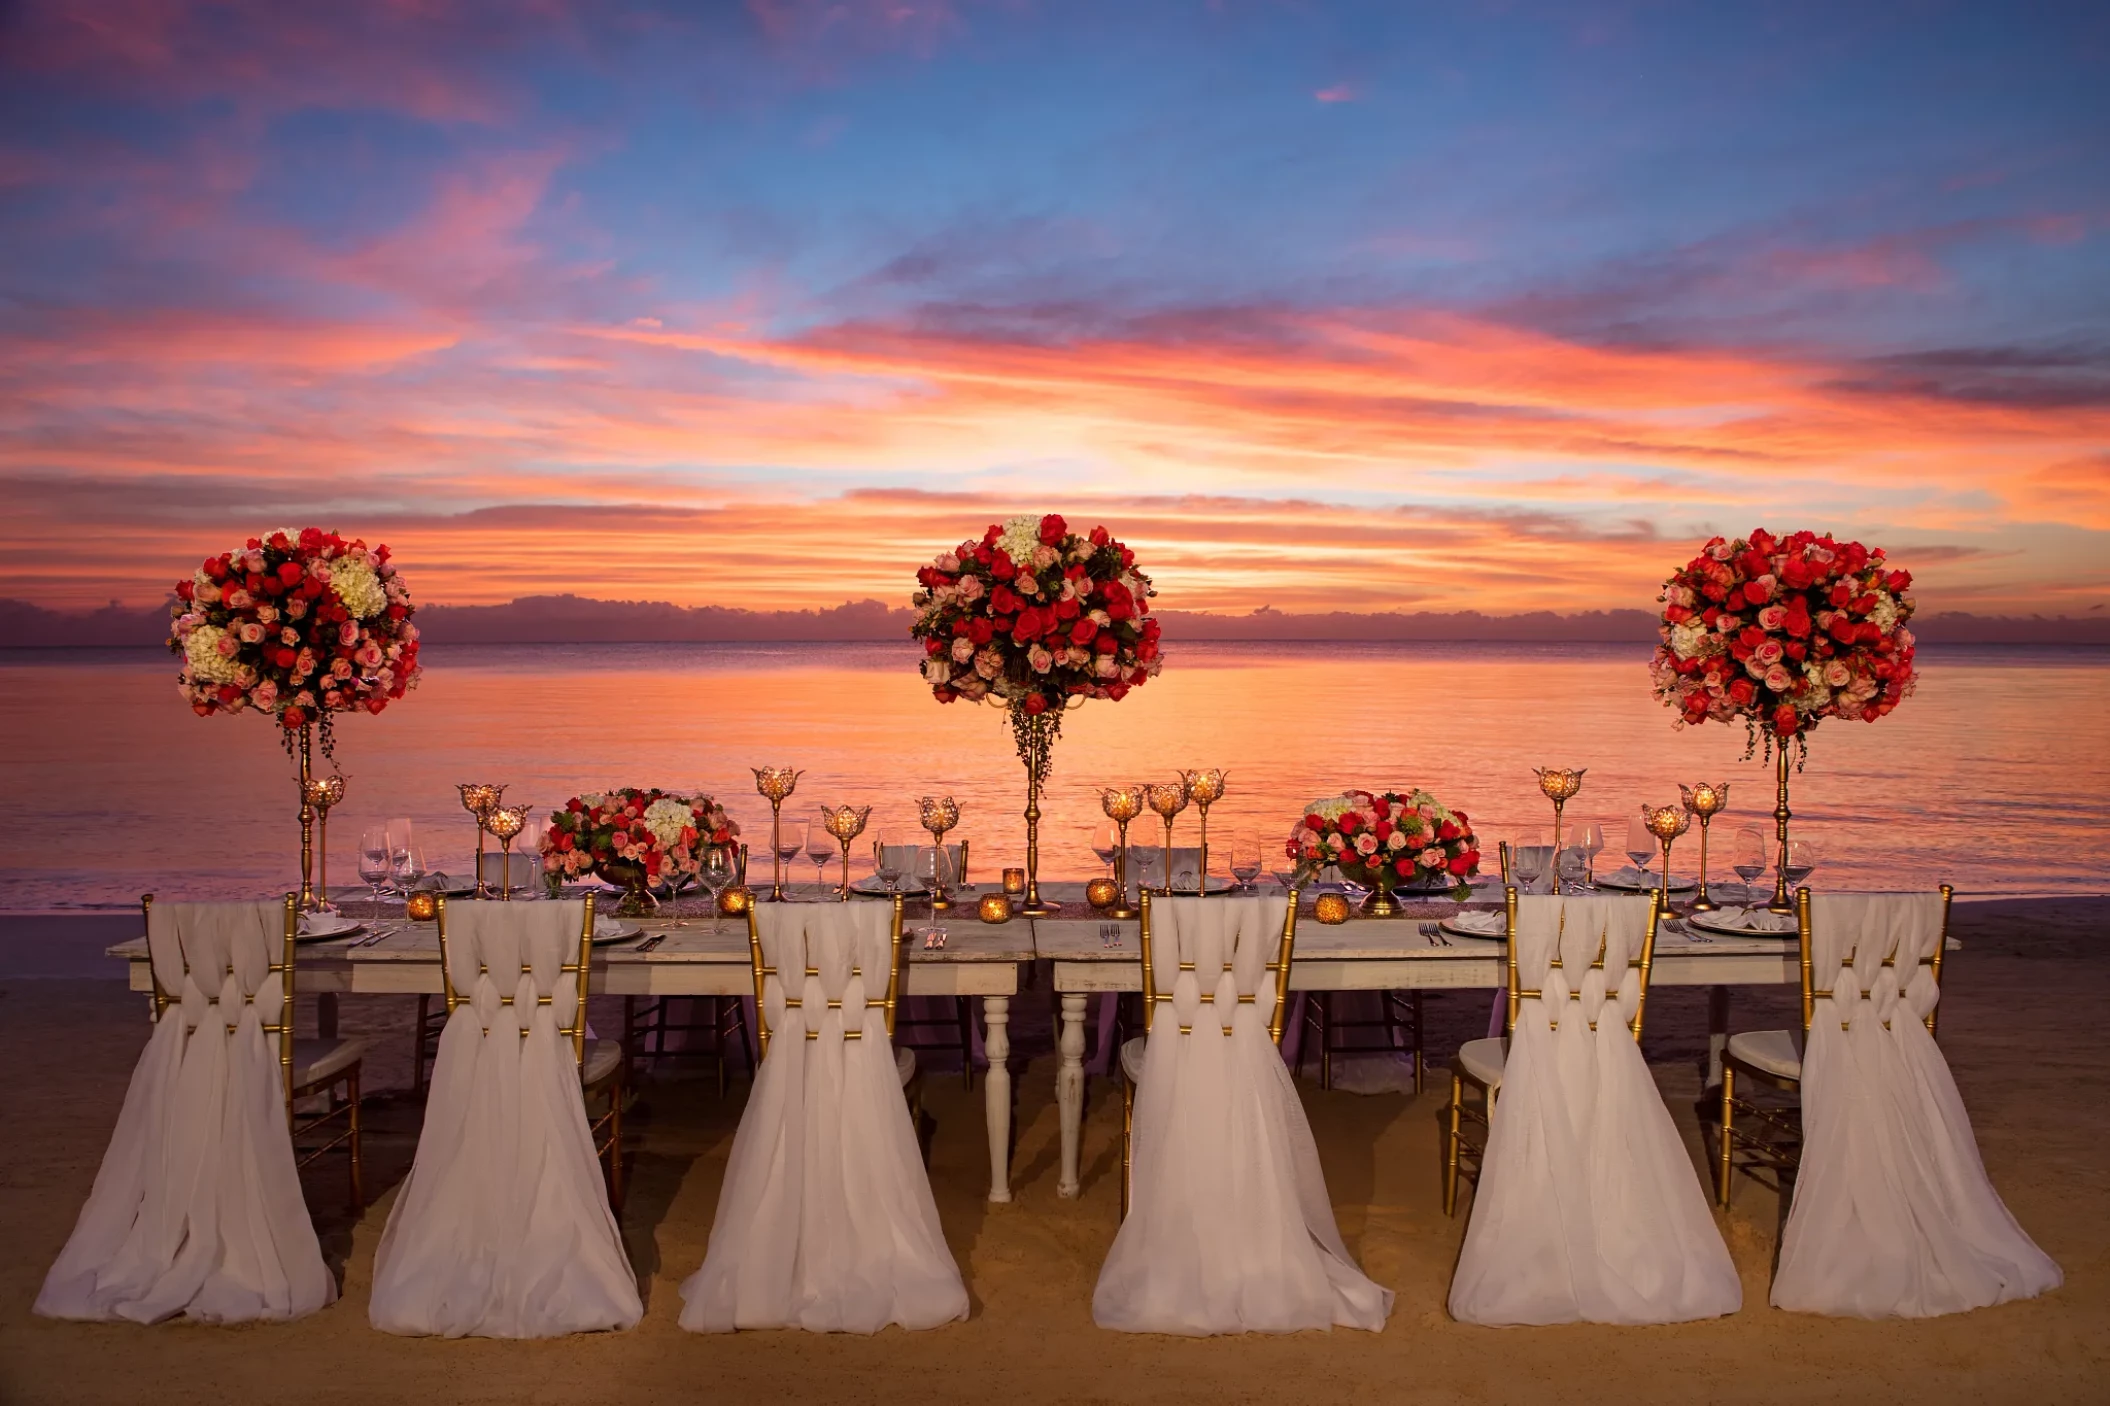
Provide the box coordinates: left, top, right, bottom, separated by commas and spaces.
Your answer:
1783, 838, 1820, 891
1230, 834, 1263, 891
1512, 831, 1546, 892
1134, 846, 1165, 894
392, 837, 427, 897
1557, 845, 1590, 891
873, 832, 905, 897
701, 845, 735, 935
804, 818, 835, 900
1578, 821, 1607, 885
358, 825, 392, 913
1732, 827, 1768, 902
1624, 816, 1658, 886
1090, 821, 1119, 875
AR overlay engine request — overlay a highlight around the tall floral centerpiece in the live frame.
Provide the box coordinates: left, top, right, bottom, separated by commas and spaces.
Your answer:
168, 528, 421, 909
542, 788, 740, 916
911, 513, 1162, 915
1287, 789, 1480, 914
1650, 529, 1917, 911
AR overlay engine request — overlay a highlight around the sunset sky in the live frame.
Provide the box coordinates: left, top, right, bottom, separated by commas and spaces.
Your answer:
2, 0, 2106, 616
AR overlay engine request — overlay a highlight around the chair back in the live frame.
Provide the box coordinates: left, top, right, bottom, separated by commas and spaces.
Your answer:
1503, 889, 1661, 1040
1797, 885, 1952, 1038
435, 898, 596, 1067
142, 894, 299, 1116
746, 895, 906, 1059
1139, 891, 1299, 1045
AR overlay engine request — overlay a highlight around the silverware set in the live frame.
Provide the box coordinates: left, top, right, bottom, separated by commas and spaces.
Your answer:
1664, 919, 1712, 944
347, 923, 400, 949
1417, 922, 1453, 947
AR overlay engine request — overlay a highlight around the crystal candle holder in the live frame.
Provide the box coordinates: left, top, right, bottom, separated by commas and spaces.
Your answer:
1534, 766, 1585, 893
1680, 780, 1730, 912
819, 804, 871, 903
752, 766, 803, 903
1099, 784, 1145, 918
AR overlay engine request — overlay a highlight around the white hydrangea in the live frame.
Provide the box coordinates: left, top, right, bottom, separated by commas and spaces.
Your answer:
996, 514, 1044, 565
183, 625, 242, 684
1869, 591, 1900, 636
642, 798, 694, 850
1670, 620, 1712, 660
327, 556, 387, 618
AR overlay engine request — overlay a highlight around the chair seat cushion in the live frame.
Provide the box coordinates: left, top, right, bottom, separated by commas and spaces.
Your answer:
1455, 1036, 1507, 1089
1726, 1028, 1802, 1080
580, 1038, 622, 1087
895, 1044, 917, 1087
290, 1037, 365, 1089
1120, 1035, 1146, 1084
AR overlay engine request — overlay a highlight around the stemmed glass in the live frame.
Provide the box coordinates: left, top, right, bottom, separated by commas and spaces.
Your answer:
1230, 835, 1262, 891
804, 818, 835, 900
1624, 816, 1659, 887
701, 845, 735, 935
1512, 831, 1546, 893
394, 837, 427, 899
1134, 846, 1164, 894
1732, 828, 1768, 902
358, 826, 392, 914
773, 826, 803, 899
386, 818, 417, 893
873, 832, 905, 897
1783, 838, 1820, 891
1557, 845, 1590, 892
1089, 821, 1119, 877
1578, 822, 1607, 886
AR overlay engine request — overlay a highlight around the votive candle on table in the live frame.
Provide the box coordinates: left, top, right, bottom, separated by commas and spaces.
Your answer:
979, 893, 1013, 924
1002, 867, 1026, 895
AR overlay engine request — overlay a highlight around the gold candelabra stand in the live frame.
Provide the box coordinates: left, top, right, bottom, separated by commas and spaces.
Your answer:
301, 772, 347, 911
820, 804, 872, 902
1100, 784, 1145, 919
485, 804, 532, 901
918, 795, 962, 911
1179, 768, 1227, 894
1767, 743, 1798, 914
1146, 778, 1190, 896
290, 727, 322, 911
1533, 766, 1586, 894
1014, 708, 1061, 917
1680, 780, 1730, 912
457, 783, 506, 898
1643, 803, 1691, 912
752, 766, 803, 903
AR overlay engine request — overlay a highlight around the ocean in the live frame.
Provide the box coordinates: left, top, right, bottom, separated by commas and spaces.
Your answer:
3, 640, 2104, 911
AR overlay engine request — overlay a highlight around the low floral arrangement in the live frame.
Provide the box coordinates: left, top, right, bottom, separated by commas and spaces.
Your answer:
911, 512, 1162, 720
1287, 789, 1480, 901
167, 527, 420, 755
1650, 529, 1916, 751
542, 789, 740, 901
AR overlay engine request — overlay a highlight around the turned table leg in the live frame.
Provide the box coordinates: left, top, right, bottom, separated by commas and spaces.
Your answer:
983, 995, 1012, 1204
1057, 991, 1088, 1199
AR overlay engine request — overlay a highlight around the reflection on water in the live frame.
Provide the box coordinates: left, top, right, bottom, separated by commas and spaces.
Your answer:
3, 640, 2105, 909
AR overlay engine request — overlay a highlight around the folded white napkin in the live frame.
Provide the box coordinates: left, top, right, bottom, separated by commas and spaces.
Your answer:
1448, 910, 1507, 936
593, 916, 636, 938
297, 913, 356, 937
1700, 905, 1797, 933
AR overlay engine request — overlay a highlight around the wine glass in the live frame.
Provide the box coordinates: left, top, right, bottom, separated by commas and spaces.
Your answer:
1089, 821, 1119, 876
873, 832, 905, 896
1511, 831, 1546, 892
1624, 816, 1658, 886
1230, 834, 1262, 891
1578, 821, 1607, 885
1732, 827, 1768, 902
1783, 838, 1820, 891
358, 825, 392, 913
773, 825, 802, 895
804, 818, 835, 900
392, 837, 426, 897
701, 845, 735, 935
1557, 845, 1589, 891
1134, 846, 1164, 894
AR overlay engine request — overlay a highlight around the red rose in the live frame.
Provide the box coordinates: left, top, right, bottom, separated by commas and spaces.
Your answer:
1089, 525, 1110, 547
1448, 855, 1472, 876
1054, 596, 1080, 620
1729, 678, 1756, 706
1069, 619, 1096, 645
175, 579, 193, 601
1887, 569, 1911, 592
1338, 812, 1361, 835
1304, 813, 1326, 832
924, 636, 943, 655
1039, 513, 1067, 545
1094, 633, 1117, 654
1106, 682, 1129, 700
1437, 820, 1460, 841
1772, 704, 1799, 736
1395, 858, 1414, 879
1024, 692, 1048, 716
968, 618, 994, 645
364, 697, 386, 715
281, 706, 305, 728
991, 553, 1017, 581
935, 687, 957, 703
973, 545, 993, 564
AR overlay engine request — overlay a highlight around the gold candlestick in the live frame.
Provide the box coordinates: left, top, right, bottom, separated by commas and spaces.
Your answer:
1146, 779, 1190, 896
1179, 769, 1227, 895
1100, 784, 1145, 919
457, 783, 505, 898
1768, 744, 1796, 915
293, 725, 319, 911
485, 804, 531, 901
1643, 803, 1691, 912
1680, 781, 1730, 912
820, 804, 871, 902
918, 794, 961, 911
752, 766, 803, 903
1533, 766, 1586, 894
1012, 707, 1062, 917
301, 773, 347, 911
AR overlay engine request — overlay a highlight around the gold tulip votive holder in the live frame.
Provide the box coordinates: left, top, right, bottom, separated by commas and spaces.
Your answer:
1534, 766, 1585, 894
819, 804, 871, 903
1099, 783, 1145, 919
1643, 803, 1691, 912
752, 766, 803, 903
1179, 768, 1227, 895
1680, 780, 1730, 912
918, 794, 962, 911
1146, 779, 1190, 895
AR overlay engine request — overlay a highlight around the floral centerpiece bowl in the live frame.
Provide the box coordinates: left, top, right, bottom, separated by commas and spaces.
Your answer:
542, 788, 740, 916
1287, 789, 1480, 913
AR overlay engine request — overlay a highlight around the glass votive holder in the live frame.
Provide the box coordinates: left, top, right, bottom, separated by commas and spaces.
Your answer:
1086, 876, 1118, 910
1002, 867, 1026, 895
979, 892, 1013, 924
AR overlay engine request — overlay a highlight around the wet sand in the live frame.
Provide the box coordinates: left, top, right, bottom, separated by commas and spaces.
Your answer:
2, 898, 2104, 1405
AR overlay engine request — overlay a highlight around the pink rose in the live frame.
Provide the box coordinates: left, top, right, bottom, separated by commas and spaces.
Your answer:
1757, 604, 1787, 631
1763, 665, 1793, 692
1355, 833, 1379, 856
1753, 639, 1784, 667
355, 643, 382, 668
956, 575, 984, 602
340, 621, 359, 646
1419, 847, 1445, 869
950, 637, 975, 664
1824, 660, 1851, 687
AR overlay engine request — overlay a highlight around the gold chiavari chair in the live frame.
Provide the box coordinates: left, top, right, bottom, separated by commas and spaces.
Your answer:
1714, 884, 1954, 1209
435, 895, 627, 1209
142, 893, 366, 1207
1119, 889, 1301, 1218
1443, 887, 1663, 1216
746, 895, 922, 1130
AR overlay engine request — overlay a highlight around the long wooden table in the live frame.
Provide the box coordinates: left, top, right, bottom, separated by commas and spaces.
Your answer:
110, 902, 1035, 1204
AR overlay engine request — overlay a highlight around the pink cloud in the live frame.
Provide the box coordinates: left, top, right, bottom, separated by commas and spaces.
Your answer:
1314, 83, 1358, 104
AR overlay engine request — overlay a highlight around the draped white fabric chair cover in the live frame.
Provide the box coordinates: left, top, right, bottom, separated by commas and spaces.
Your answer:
369, 901, 641, 1338
1094, 896, 1392, 1335
1449, 894, 1739, 1326
1772, 892, 2060, 1317
37, 901, 335, 1324
680, 902, 967, 1333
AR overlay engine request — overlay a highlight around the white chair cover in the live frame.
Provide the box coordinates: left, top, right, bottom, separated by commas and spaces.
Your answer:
36, 902, 335, 1324
1449, 895, 1739, 1325
1772, 893, 2060, 1317
1093, 896, 1392, 1335
680, 902, 967, 1333
369, 901, 640, 1338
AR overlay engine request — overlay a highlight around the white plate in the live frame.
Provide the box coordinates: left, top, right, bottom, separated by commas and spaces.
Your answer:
296, 916, 364, 943
591, 921, 645, 945
1440, 915, 1508, 941
1687, 910, 1798, 938
848, 879, 933, 898
1593, 870, 1697, 893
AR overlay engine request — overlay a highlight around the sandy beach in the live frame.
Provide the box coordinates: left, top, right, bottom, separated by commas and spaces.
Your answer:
2, 897, 2104, 1406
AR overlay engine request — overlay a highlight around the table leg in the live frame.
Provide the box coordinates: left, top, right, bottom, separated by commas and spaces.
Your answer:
1057, 991, 1087, 1199
983, 995, 1012, 1204
318, 991, 339, 1042
1705, 984, 1729, 1086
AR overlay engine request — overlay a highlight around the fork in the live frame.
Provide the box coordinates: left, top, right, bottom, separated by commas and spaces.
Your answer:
1418, 922, 1439, 947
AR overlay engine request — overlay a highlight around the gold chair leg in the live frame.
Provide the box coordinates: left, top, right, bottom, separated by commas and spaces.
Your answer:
1410, 991, 1425, 1096
608, 1068, 627, 1214
347, 1066, 364, 1210
1444, 1071, 1462, 1217
1120, 1075, 1135, 1221
1319, 994, 1333, 1091
1716, 1065, 1735, 1210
